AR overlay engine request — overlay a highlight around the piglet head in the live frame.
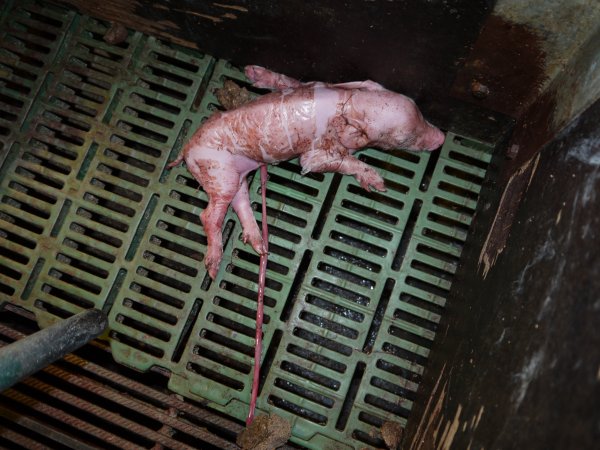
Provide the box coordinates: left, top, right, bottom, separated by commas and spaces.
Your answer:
353, 91, 445, 152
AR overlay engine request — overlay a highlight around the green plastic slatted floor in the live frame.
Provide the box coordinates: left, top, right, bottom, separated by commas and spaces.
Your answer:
0, 1, 493, 448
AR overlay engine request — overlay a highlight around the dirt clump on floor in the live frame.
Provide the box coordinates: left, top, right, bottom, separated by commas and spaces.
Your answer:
216, 80, 253, 111
103, 22, 128, 45
236, 414, 292, 450
381, 421, 403, 449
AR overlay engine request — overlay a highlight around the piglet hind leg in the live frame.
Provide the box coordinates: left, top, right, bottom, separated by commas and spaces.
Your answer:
300, 150, 386, 192
231, 178, 266, 256
188, 160, 245, 279
244, 65, 303, 90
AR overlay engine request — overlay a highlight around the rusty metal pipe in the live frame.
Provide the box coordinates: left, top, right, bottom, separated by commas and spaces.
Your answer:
0, 309, 108, 391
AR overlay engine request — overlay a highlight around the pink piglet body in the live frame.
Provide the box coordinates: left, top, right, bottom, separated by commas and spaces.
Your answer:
171, 65, 446, 279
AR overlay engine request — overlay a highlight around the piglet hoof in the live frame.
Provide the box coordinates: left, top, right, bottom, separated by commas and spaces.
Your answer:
244, 232, 267, 256
204, 250, 223, 280
244, 65, 267, 86
356, 168, 386, 193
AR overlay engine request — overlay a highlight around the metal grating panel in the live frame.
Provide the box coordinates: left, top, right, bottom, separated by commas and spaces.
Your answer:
0, 1, 494, 448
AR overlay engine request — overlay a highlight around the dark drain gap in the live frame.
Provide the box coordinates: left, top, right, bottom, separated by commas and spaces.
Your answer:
110, 330, 165, 358
77, 206, 129, 232
293, 327, 352, 357
392, 200, 422, 270
399, 292, 445, 315
346, 183, 405, 210
335, 361, 366, 431
20, 258, 45, 301
187, 362, 243, 390
433, 196, 476, 216
265, 189, 312, 212
329, 231, 387, 257
111, 134, 161, 158
274, 378, 334, 408
219, 280, 276, 308
157, 220, 207, 246
104, 148, 155, 173
382, 342, 428, 367
365, 393, 411, 418
371, 376, 417, 401
203, 329, 254, 357
34, 299, 70, 319
0, 226, 36, 249
353, 429, 386, 449
306, 294, 364, 323
192, 58, 215, 110
422, 227, 464, 248
208, 313, 255, 338
152, 51, 200, 73
363, 278, 395, 353
0, 211, 43, 235
258, 329, 283, 395
171, 298, 203, 363
41, 284, 95, 309
143, 250, 198, 278
147, 66, 193, 86
126, 194, 158, 261
227, 265, 282, 292
233, 248, 288, 276
136, 266, 191, 293
388, 324, 434, 350
129, 282, 184, 309
50, 199, 71, 237
280, 360, 340, 390
444, 165, 485, 185
15, 165, 63, 190
299, 311, 359, 339
69, 222, 123, 248
57, 252, 109, 279
268, 172, 320, 198
286, 343, 347, 374
335, 215, 393, 241
311, 173, 340, 240
129, 92, 181, 115
317, 262, 375, 289
102, 269, 126, 315
438, 180, 480, 201
311, 278, 370, 306
358, 411, 384, 428
280, 249, 311, 322
324, 246, 382, 273
1, 195, 50, 219
341, 199, 398, 225
449, 149, 490, 170
193, 344, 251, 374
75, 142, 98, 181
213, 296, 270, 324
268, 395, 327, 425
419, 148, 441, 192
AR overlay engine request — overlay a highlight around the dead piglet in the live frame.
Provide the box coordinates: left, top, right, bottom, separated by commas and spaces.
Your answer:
169, 66, 445, 279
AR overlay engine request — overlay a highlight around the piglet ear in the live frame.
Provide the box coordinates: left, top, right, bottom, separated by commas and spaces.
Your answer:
331, 116, 369, 149
331, 80, 386, 91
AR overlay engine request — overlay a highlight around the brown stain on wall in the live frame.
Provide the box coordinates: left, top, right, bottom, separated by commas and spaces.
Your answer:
478, 153, 541, 278
452, 15, 547, 118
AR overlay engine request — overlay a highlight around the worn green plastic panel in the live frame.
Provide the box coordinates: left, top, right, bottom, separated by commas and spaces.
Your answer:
0, 2, 494, 448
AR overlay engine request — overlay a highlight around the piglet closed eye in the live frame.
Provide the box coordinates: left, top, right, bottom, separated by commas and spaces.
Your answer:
168, 65, 445, 279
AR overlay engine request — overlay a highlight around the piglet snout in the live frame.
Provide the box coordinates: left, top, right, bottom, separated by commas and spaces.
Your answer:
421, 126, 446, 151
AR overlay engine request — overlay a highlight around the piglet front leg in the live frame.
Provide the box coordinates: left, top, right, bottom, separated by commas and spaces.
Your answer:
300, 149, 386, 192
